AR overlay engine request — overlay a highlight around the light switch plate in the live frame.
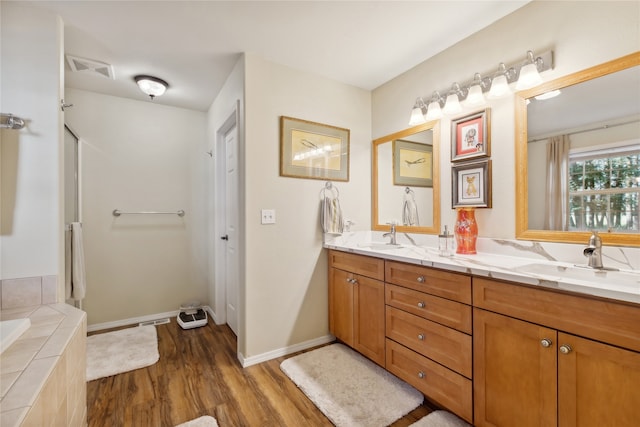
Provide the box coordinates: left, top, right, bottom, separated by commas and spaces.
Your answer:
261, 209, 276, 224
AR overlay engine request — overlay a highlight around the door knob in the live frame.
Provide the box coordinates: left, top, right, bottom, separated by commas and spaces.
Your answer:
220, 235, 229, 240
540, 338, 553, 348
417, 301, 425, 308
559, 344, 572, 354
417, 276, 425, 283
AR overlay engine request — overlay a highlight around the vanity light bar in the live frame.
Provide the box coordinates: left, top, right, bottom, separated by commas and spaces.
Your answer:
410, 49, 554, 125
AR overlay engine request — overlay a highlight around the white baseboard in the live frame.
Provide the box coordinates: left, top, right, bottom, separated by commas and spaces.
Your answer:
239, 334, 335, 367
87, 306, 214, 332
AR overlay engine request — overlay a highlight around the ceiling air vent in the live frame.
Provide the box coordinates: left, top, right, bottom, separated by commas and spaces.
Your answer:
65, 54, 115, 79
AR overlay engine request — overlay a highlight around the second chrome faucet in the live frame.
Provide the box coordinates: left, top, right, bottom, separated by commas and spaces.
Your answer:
383, 223, 397, 245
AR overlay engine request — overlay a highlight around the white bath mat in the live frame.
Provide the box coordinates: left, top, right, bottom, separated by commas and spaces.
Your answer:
280, 343, 423, 427
175, 415, 219, 427
409, 410, 471, 427
86, 325, 159, 381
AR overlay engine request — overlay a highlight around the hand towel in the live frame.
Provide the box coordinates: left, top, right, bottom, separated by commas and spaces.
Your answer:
65, 227, 72, 299
403, 196, 419, 226
321, 196, 343, 234
70, 222, 87, 301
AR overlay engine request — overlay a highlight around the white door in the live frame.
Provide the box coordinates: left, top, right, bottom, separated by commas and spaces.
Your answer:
224, 125, 239, 335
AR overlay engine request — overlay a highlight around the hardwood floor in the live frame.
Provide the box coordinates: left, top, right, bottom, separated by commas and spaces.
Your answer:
87, 319, 435, 427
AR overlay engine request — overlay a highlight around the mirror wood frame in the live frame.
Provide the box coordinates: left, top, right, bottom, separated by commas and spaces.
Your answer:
372, 121, 441, 234
515, 51, 640, 247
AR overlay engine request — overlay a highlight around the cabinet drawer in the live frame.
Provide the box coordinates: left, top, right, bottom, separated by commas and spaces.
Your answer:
385, 283, 472, 334
474, 277, 640, 353
328, 250, 385, 281
386, 339, 473, 423
386, 306, 472, 378
385, 261, 471, 304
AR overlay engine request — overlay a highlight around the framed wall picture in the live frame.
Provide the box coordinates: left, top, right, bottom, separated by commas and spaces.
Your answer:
452, 159, 492, 208
280, 116, 350, 181
393, 139, 433, 187
451, 108, 490, 162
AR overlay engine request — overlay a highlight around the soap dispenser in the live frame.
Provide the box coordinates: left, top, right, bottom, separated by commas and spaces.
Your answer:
438, 225, 454, 257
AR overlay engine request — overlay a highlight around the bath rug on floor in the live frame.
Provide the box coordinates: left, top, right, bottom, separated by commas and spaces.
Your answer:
86, 325, 159, 381
409, 410, 471, 427
280, 343, 423, 427
175, 415, 219, 427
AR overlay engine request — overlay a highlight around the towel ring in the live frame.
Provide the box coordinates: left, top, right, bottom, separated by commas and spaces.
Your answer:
321, 181, 340, 199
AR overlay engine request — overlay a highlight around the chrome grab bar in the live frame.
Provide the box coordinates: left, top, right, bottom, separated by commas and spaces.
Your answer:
112, 209, 185, 217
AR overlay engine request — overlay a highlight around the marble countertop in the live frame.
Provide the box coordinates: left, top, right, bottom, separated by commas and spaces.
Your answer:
324, 232, 640, 305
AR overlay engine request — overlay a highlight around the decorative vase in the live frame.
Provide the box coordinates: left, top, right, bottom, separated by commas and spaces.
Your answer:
454, 207, 478, 254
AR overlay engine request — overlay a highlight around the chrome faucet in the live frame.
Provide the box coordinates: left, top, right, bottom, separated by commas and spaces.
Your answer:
383, 222, 397, 245
583, 231, 603, 269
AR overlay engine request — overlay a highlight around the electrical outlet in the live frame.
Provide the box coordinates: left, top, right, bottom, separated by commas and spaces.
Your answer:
261, 209, 276, 224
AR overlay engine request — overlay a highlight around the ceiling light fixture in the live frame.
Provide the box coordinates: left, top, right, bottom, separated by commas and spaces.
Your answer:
408, 49, 553, 123
134, 75, 169, 99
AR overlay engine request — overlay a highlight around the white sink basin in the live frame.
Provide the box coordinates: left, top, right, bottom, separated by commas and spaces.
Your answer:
0, 318, 31, 354
358, 242, 403, 251
516, 263, 640, 293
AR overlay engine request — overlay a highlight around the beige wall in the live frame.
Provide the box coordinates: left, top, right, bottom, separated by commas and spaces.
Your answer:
241, 53, 371, 360
64, 89, 209, 325
0, 3, 64, 283
372, 0, 640, 239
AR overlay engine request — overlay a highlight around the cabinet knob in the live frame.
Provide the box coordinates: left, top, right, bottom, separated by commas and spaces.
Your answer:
417, 301, 425, 308
540, 338, 553, 348
418, 371, 426, 379
417, 276, 426, 283
560, 344, 572, 354
418, 333, 425, 341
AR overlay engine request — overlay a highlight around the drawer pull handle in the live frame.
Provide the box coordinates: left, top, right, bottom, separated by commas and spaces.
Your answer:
418, 371, 426, 379
417, 301, 425, 308
418, 333, 425, 341
540, 339, 553, 348
560, 344, 572, 354
417, 276, 425, 283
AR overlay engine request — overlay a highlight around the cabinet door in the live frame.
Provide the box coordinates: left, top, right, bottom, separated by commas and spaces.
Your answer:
329, 268, 354, 347
353, 275, 385, 366
558, 332, 640, 427
474, 309, 557, 427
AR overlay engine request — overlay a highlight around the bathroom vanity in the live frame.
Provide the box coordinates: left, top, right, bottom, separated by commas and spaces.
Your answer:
327, 242, 640, 426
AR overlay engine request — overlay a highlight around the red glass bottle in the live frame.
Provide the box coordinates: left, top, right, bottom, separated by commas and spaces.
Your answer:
454, 207, 478, 254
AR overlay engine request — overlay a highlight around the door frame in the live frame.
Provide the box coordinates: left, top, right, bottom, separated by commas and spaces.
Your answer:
213, 100, 241, 330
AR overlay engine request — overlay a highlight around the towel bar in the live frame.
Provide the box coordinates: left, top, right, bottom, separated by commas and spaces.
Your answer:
112, 209, 185, 217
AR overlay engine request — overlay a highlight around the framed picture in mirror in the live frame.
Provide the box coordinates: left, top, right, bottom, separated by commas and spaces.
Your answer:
280, 116, 350, 181
452, 159, 492, 208
393, 139, 433, 187
451, 109, 491, 162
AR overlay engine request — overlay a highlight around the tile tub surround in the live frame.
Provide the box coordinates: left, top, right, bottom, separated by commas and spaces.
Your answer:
324, 231, 640, 304
0, 304, 87, 427
1, 276, 58, 309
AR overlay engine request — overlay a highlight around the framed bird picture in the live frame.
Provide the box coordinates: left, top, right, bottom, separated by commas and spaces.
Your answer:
393, 139, 433, 187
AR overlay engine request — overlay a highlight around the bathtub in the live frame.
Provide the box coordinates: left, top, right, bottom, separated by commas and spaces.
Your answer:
0, 318, 31, 354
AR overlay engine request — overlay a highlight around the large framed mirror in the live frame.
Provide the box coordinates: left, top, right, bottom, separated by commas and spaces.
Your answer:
372, 121, 440, 234
515, 52, 640, 247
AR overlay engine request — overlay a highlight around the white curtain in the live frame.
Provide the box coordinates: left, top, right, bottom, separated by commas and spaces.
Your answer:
544, 135, 571, 230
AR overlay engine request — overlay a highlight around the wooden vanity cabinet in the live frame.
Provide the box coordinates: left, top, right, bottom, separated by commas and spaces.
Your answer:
474, 277, 640, 427
384, 261, 473, 423
328, 250, 385, 366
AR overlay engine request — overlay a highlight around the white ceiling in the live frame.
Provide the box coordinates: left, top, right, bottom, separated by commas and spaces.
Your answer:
22, 0, 531, 112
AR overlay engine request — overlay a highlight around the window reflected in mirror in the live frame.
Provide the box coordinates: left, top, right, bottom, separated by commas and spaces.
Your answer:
516, 52, 640, 246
